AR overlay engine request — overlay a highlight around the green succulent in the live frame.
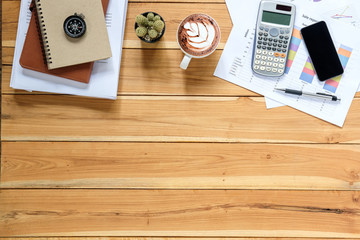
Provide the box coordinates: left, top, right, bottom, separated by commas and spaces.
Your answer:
135, 12, 165, 41
135, 26, 147, 37
153, 15, 161, 21
147, 12, 155, 21
148, 21, 154, 27
148, 29, 158, 39
135, 14, 148, 26
153, 20, 165, 32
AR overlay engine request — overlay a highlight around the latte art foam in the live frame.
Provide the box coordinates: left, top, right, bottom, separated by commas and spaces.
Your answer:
178, 14, 220, 57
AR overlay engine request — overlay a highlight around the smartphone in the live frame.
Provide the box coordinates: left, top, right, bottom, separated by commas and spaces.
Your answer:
301, 21, 343, 81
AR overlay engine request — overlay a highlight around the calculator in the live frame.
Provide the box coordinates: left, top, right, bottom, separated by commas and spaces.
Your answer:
252, 0, 296, 77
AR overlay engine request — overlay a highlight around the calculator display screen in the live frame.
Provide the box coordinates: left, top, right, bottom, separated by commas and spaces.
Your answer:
262, 11, 291, 25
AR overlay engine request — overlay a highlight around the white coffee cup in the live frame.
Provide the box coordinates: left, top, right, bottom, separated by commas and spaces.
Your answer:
177, 13, 221, 70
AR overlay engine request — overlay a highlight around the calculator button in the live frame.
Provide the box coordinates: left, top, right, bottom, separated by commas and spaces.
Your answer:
279, 40, 283, 43
264, 37, 268, 41
274, 39, 278, 42
257, 45, 261, 49
262, 56, 267, 60
258, 41, 263, 45
279, 63, 285, 68
284, 40, 288, 44
263, 42, 267, 46
258, 37, 263, 40
267, 62, 272, 66
266, 67, 272, 72
268, 52, 274, 56
280, 30, 285, 34
285, 36, 290, 40
260, 26, 264, 31
262, 46, 266, 49
256, 55, 261, 60
279, 59, 285, 63
273, 63, 278, 67
278, 44, 282, 48
267, 47, 272, 50
255, 60, 260, 64
280, 53, 286, 58
256, 49, 262, 54
261, 61, 266, 65
269, 28, 279, 37
268, 57, 273, 61
278, 69, 284, 73
272, 48, 276, 51
285, 29, 290, 34
279, 36, 284, 39
273, 43, 277, 47
272, 68, 278, 73
274, 52, 280, 57
268, 38, 273, 42
260, 66, 266, 71
282, 49, 287, 53
265, 28, 269, 32
274, 58, 279, 62
262, 50, 267, 55
254, 65, 260, 70
264, 33, 268, 37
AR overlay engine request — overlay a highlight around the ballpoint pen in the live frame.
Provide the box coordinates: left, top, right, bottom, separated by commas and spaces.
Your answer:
275, 88, 341, 101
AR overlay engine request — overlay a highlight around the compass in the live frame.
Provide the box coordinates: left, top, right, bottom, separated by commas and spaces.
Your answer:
63, 13, 86, 38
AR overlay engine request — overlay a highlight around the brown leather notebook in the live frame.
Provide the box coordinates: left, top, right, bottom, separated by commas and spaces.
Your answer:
19, 0, 109, 83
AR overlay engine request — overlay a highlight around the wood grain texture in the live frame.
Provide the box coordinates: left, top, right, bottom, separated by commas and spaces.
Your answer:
1, 189, 360, 237
2, 238, 358, 240
1, 142, 360, 190
2, 95, 360, 143
1, 50, 259, 96
2, 2, 231, 49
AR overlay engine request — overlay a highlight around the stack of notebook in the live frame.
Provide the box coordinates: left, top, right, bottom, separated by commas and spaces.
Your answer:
10, 0, 128, 99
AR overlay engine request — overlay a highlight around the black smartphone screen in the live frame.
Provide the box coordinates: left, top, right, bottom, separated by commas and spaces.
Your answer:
301, 21, 343, 81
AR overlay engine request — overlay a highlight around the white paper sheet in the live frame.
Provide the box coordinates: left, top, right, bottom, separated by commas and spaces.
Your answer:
214, 10, 360, 127
225, 0, 360, 109
10, 0, 128, 100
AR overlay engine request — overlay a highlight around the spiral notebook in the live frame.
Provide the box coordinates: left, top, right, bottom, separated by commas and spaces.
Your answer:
34, 0, 112, 70
19, 0, 109, 83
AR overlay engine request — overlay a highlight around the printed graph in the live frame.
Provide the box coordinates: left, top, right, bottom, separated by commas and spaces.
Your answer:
323, 44, 353, 93
285, 26, 302, 74
299, 57, 316, 83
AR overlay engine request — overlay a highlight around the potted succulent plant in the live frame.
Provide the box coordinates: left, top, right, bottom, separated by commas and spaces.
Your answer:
135, 12, 165, 43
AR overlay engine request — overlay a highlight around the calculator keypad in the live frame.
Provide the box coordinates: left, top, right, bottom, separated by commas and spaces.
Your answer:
253, 25, 291, 77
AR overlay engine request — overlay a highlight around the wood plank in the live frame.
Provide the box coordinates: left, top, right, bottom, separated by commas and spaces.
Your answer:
1, 49, 259, 96
2, 2, 232, 49
2, 95, 360, 143
1, 142, 360, 190
1, 189, 360, 237
2, 238, 357, 240
3, 49, 360, 97
2, 47, 14, 64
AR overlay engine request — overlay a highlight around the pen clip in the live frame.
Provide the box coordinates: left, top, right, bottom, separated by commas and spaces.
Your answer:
316, 92, 340, 101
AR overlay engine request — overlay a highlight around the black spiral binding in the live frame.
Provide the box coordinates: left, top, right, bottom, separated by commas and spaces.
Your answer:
34, 0, 52, 65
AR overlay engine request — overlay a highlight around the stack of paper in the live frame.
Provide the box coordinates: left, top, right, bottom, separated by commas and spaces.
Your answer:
10, 0, 128, 100
215, 0, 360, 127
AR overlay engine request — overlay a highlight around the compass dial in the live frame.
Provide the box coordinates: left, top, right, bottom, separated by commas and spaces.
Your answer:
64, 15, 86, 38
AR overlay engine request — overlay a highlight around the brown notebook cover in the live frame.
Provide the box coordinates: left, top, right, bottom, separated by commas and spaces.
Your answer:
19, 0, 109, 83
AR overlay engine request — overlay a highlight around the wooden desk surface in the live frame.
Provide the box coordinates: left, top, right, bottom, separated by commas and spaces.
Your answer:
1, 0, 360, 238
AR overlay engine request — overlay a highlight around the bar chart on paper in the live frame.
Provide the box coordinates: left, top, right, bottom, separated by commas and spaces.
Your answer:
323, 44, 353, 93
285, 26, 302, 74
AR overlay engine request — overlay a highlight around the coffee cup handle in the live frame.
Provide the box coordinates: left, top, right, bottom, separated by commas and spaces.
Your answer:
180, 55, 192, 70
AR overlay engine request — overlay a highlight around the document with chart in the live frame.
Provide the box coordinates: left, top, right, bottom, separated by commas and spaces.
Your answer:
214, 11, 360, 127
